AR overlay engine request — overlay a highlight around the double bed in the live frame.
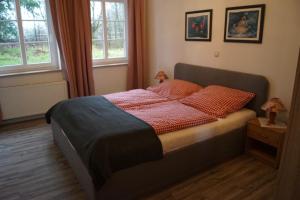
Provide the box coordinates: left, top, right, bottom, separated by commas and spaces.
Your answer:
49, 63, 269, 200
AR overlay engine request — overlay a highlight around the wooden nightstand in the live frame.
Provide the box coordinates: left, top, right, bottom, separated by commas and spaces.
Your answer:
246, 118, 287, 168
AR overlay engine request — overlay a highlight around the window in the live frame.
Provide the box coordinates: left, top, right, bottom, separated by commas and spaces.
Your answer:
0, 0, 58, 73
90, 0, 127, 65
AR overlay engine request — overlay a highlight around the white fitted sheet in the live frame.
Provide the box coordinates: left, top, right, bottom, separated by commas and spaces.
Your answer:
158, 109, 256, 154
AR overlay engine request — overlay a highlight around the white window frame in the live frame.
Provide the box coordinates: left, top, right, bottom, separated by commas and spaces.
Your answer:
0, 0, 59, 75
92, 0, 128, 67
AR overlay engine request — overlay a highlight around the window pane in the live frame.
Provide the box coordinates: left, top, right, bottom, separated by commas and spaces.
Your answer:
107, 21, 124, 40
105, 2, 125, 21
90, 0, 102, 21
91, 0, 104, 60
90, 0, 127, 61
0, 21, 19, 43
105, 1, 126, 59
0, 0, 17, 20
23, 21, 49, 42
0, 44, 22, 66
92, 39, 104, 59
92, 20, 103, 40
25, 42, 50, 64
20, 0, 47, 20
108, 39, 125, 58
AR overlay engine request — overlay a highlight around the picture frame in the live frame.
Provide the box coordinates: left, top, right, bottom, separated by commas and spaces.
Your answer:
224, 4, 265, 43
185, 9, 213, 42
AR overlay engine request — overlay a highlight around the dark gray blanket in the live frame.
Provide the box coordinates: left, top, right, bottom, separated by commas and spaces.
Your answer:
45, 96, 163, 188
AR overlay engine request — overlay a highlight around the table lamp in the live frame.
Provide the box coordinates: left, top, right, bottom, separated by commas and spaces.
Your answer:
261, 98, 286, 125
155, 71, 168, 83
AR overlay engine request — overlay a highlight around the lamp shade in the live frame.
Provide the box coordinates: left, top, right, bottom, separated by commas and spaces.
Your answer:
261, 98, 286, 113
155, 71, 168, 82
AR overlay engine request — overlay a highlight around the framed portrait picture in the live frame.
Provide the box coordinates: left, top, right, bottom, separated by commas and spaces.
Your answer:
185, 9, 213, 41
224, 4, 265, 43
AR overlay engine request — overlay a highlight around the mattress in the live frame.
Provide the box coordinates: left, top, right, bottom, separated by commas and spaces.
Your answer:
159, 109, 256, 154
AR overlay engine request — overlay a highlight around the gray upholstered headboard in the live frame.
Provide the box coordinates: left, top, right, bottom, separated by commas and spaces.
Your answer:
174, 63, 269, 116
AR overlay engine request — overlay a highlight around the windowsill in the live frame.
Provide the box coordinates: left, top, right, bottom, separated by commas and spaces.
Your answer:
93, 62, 128, 68
0, 68, 61, 78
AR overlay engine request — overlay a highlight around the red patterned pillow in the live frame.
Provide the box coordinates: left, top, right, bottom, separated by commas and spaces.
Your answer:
147, 79, 203, 100
180, 85, 255, 118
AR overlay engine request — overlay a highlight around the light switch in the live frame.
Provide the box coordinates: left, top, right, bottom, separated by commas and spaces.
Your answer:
214, 51, 220, 58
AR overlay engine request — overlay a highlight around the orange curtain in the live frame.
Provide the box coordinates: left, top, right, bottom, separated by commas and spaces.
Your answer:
50, 0, 95, 98
127, 0, 147, 89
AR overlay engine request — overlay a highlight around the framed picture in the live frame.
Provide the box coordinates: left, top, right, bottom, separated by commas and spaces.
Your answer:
185, 9, 213, 41
224, 4, 265, 43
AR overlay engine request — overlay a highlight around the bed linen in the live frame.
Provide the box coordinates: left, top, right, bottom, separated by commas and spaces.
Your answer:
158, 109, 256, 153
103, 89, 169, 109
180, 85, 255, 118
146, 79, 203, 100
125, 101, 217, 135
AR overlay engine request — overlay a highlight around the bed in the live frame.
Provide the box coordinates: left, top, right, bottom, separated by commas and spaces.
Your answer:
50, 63, 269, 200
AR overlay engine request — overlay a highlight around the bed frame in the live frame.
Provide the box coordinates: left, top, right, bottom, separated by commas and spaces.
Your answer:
51, 63, 269, 200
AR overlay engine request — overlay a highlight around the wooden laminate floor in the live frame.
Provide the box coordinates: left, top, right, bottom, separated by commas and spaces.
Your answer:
0, 122, 277, 200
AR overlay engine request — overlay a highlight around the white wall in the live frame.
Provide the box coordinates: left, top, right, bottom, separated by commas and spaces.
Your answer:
147, 0, 300, 118
0, 65, 127, 120
94, 65, 127, 95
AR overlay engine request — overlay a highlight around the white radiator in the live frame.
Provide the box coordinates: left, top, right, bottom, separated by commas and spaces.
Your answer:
0, 81, 68, 120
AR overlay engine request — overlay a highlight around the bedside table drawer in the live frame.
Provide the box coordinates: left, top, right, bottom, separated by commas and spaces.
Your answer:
247, 125, 281, 147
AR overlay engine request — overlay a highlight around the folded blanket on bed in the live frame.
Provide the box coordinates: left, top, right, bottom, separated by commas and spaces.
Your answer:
103, 89, 169, 109
125, 101, 217, 135
45, 96, 163, 188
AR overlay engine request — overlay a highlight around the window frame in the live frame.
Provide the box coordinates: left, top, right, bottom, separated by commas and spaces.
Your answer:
0, 0, 59, 75
91, 0, 128, 67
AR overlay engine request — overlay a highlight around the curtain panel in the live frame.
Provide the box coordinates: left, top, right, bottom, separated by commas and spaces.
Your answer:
127, 0, 147, 89
50, 0, 95, 98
